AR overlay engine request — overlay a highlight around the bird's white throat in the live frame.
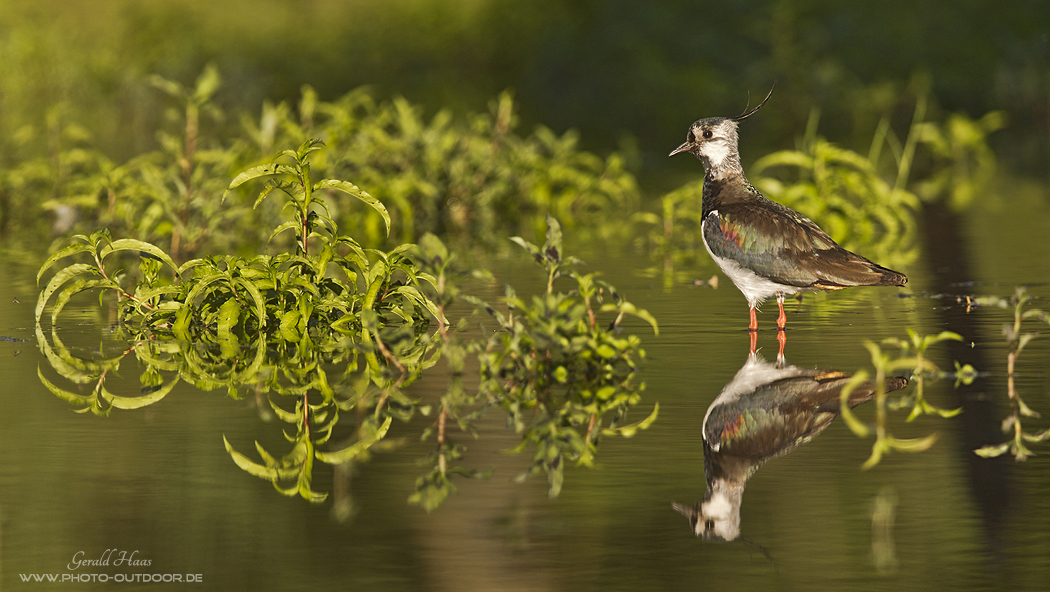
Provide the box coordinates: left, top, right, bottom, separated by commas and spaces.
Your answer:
700, 139, 739, 179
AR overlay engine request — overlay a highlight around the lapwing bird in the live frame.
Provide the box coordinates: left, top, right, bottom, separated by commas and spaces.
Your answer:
672, 352, 907, 541
669, 87, 907, 331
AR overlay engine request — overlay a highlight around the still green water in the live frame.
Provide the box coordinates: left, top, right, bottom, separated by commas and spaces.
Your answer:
2, 189, 1049, 591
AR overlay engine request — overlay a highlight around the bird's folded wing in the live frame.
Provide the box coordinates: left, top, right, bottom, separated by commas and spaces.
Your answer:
703, 202, 887, 288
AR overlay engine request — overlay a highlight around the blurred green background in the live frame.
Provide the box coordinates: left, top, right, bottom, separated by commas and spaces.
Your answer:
3, 0, 1048, 182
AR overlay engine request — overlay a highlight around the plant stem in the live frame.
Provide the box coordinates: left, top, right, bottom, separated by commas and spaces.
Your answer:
437, 406, 448, 474
92, 252, 156, 311
301, 163, 312, 256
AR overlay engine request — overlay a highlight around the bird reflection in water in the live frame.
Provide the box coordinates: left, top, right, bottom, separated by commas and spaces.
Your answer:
673, 349, 908, 542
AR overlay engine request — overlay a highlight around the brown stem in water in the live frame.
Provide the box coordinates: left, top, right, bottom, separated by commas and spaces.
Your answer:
437, 407, 448, 474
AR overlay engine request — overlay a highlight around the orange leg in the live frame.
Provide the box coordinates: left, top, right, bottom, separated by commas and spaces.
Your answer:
776, 328, 787, 362
776, 296, 787, 330
748, 306, 758, 332
749, 329, 758, 354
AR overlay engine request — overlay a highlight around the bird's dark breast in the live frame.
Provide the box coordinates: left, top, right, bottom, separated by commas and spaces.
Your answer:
701, 175, 765, 216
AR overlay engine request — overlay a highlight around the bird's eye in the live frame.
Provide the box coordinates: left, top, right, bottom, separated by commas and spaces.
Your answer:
702, 130, 713, 139
704, 519, 715, 531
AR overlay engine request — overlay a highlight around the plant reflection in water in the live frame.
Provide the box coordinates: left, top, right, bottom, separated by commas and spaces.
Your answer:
673, 349, 907, 542
33, 215, 660, 513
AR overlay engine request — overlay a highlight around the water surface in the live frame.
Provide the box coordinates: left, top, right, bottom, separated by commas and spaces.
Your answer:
2, 192, 1049, 591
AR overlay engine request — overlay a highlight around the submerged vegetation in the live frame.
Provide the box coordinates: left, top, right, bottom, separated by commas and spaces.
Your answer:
34, 136, 658, 511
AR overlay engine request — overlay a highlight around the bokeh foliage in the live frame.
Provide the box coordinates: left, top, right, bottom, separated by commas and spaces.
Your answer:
0, 0, 1045, 173
1, 66, 638, 258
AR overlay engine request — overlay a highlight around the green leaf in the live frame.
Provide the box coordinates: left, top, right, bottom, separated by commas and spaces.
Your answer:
313, 179, 391, 236
217, 297, 241, 337
935, 406, 964, 418
1022, 428, 1050, 443
133, 285, 180, 308
393, 285, 444, 324
177, 258, 209, 276
417, 233, 449, 264
37, 366, 93, 406
931, 330, 963, 343
973, 442, 1010, 458
329, 310, 358, 333
838, 371, 872, 437
602, 403, 659, 437
184, 270, 231, 305
752, 149, 815, 173
222, 164, 298, 202
149, 74, 185, 99
510, 236, 542, 262
554, 366, 568, 383
103, 377, 180, 410
37, 242, 94, 285
223, 436, 279, 480
362, 265, 386, 311
297, 138, 326, 160
99, 239, 178, 274
192, 63, 221, 102
268, 220, 299, 243
36, 263, 103, 321
544, 215, 563, 258
172, 303, 193, 342
235, 277, 268, 329
1017, 332, 1038, 354
268, 397, 300, 424
51, 279, 112, 325
548, 461, 564, 498
315, 416, 393, 464
889, 433, 939, 452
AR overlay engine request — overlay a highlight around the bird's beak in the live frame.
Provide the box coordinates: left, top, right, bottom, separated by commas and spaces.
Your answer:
669, 141, 691, 157
672, 502, 697, 520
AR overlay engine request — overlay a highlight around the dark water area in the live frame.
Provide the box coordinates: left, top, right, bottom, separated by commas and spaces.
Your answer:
2, 182, 1050, 591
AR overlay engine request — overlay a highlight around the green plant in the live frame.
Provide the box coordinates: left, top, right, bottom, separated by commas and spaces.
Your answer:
406, 233, 493, 511
838, 330, 968, 469
911, 111, 1007, 210
884, 329, 966, 421
470, 216, 659, 497
35, 178, 661, 510
9, 68, 642, 260
36, 139, 443, 502
307, 90, 641, 250
1, 105, 115, 240
974, 287, 1050, 461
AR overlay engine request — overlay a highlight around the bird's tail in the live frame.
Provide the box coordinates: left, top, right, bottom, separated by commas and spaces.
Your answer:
872, 266, 908, 287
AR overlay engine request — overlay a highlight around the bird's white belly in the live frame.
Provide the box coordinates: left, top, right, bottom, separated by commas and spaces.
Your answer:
702, 212, 805, 308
